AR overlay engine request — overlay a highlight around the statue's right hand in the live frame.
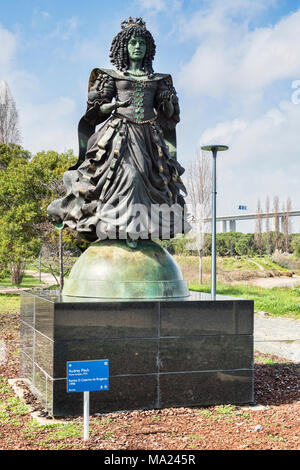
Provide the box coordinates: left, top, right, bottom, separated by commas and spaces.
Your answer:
99, 102, 116, 115
99, 98, 131, 115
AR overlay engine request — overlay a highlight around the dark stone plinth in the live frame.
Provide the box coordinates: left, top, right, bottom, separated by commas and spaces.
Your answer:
20, 290, 254, 417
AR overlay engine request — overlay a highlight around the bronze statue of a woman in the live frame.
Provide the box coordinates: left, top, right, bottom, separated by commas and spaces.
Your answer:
48, 17, 190, 243
48, 17, 190, 299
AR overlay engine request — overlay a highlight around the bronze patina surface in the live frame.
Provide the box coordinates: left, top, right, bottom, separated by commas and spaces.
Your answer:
47, 17, 190, 299
62, 239, 189, 299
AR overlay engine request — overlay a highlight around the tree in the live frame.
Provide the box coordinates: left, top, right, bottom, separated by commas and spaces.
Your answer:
0, 145, 40, 283
235, 233, 254, 257
292, 234, 300, 259
186, 149, 212, 283
254, 198, 263, 255
273, 195, 280, 250
0, 146, 77, 285
32, 220, 81, 288
283, 197, 292, 253
0, 83, 25, 283
265, 195, 271, 255
28, 149, 79, 289
0, 81, 21, 145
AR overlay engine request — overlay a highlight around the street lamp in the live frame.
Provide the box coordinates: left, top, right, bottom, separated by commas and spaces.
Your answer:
201, 145, 229, 300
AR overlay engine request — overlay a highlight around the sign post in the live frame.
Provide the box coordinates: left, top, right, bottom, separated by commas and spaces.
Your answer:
67, 360, 109, 441
83, 391, 89, 440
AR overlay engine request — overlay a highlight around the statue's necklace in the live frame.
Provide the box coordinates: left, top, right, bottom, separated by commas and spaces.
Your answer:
128, 71, 147, 77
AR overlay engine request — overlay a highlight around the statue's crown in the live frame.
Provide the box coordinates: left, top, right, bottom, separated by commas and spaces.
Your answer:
121, 17, 146, 30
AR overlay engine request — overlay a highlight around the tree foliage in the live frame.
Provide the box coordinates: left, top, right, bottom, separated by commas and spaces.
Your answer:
158, 231, 296, 258
0, 81, 21, 145
292, 234, 300, 259
0, 144, 77, 284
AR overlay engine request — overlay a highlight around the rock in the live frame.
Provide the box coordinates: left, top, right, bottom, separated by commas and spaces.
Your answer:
254, 425, 263, 431
0, 340, 6, 364
255, 311, 270, 317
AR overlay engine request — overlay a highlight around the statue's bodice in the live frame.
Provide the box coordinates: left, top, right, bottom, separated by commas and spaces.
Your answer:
114, 78, 158, 123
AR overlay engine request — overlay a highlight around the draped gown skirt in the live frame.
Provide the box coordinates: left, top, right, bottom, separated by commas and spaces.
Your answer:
48, 114, 190, 242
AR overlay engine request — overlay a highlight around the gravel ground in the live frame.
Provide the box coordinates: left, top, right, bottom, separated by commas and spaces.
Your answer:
0, 309, 299, 451
249, 275, 300, 288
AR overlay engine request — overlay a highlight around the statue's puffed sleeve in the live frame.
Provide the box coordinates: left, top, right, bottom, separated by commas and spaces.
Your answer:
84, 69, 116, 127
70, 69, 116, 170
154, 75, 180, 131
153, 75, 180, 161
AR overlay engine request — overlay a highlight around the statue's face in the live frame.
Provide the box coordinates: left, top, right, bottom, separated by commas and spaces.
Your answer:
127, 35, 146, 61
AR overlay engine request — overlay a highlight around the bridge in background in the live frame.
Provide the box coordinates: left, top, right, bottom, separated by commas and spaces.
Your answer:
204, 210, 300, 232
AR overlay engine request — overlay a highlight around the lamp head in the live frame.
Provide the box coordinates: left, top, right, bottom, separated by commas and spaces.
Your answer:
201, 145, 229, 152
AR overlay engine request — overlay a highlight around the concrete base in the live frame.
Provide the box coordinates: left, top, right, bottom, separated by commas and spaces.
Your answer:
20, 290, 254, 417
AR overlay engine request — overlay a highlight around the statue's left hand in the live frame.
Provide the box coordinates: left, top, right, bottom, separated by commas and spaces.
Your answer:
88, 90, 102, 102
162, 99, 174, 118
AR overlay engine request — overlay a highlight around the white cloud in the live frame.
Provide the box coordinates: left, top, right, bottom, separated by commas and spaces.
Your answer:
199, 119, 248, 150
135, 0, 183, 13
0, 22, 79, 154
47, 16, 79, 41
0, 23, 41, 98
20, 97, 78, 154
178, 6, 300, 99
0, 23, 17, 76
179, 0, 276, 38
197, 99, 300, 224
174, 2, 300, 230
31, 9, 51, 27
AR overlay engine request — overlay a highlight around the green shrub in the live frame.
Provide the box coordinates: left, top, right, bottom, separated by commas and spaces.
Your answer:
292, 234, 300, 259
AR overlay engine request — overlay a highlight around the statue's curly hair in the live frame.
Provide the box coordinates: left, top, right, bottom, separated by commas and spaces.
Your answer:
109, 24, 156, 74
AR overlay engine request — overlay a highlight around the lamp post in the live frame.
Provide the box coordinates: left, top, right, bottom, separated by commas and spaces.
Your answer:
54, 222, 64, 292
201, 145, 229, 300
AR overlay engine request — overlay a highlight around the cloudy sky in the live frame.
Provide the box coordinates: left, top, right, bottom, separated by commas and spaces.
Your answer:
1, 0, 300, 232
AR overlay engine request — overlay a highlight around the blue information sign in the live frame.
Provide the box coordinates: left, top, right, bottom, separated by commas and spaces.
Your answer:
67, 360, 109, 393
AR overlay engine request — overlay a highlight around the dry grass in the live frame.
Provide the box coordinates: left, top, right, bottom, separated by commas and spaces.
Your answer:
272, 251, 300, 271
174, 255, 291, 285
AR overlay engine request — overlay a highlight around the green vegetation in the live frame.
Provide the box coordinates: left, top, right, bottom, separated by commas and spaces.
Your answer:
215, 404, 237, 416
158, 231, 298, 258
6, 396, 30, 416
0, 273, 43, 288
0, 379, 30, 425
190, 283, 300, 318
0, 294, 20, 314
186, 434, 205, 441
43, 422, 82, 441
214, 255, 287, 272
0, 143, 78, 285
249, 256, 288, 271
195, 404, 251, 424
267, 435, 285, 443
175, 253, 297, 286
0, 377, 11, 395
291, 234, 300, 259
196, 409, 212, 418
255, 356, 278, 365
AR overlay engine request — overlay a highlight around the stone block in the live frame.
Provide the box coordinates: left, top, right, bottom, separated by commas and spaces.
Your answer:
19, 290, 254, 416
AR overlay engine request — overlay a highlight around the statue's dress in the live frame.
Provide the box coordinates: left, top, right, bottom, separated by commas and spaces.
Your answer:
47, 69, 191, 241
